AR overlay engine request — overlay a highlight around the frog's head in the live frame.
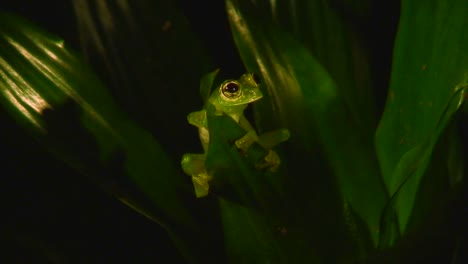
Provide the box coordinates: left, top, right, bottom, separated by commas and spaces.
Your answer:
209, 73, 263, 110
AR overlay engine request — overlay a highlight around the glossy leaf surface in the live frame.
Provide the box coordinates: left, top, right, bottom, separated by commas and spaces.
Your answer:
205, 95, 319, 263
226, 0, 387, 253
1, 0, 466, 262
0, 12, 210, 262
72, 0, 213, 160
375, 0, 468, 236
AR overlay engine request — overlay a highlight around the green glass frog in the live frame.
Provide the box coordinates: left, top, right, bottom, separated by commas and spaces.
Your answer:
181, 70, 290, 198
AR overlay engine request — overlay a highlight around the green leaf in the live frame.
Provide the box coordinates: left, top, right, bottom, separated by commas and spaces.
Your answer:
205, 102, 278, 204
200, 69, 219, 103
205, 102, 318, 263
0, 12, 207, 261
72, 0, 213, 160
257, 0, 376, 133
226, 0, 387, 254
375, 0, 468, 236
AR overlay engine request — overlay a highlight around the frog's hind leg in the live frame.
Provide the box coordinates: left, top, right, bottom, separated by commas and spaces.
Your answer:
255, 150, 281, 172
181, 153, 205, 175
181, 153, 212, 198
256, 129, 290, 172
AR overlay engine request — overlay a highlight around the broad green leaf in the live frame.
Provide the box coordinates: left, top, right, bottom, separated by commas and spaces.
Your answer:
375, 0, 468, 236
254, 0, 376, 133
200, 68, 219, 103
219, 198, 320, 264
205, 99, 318, 263
205, 102, 281, 206
72, 0, 213, 160
226, 0, 387, 253
0, 12, 216, 263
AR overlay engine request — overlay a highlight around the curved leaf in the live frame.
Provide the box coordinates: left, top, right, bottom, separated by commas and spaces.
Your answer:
254, 0, 376, 132
200, 68, 219, 103
226, 0, 387, 254
72, 0, 213, 160
0, 12, 211, 262
205, 96, 318, 263
375, 0, 468, 236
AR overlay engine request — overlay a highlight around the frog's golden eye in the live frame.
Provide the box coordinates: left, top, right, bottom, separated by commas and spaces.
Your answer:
221, 82, 241, 98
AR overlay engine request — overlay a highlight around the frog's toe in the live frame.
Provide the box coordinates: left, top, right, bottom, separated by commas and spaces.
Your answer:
182, 154, 212, 198
278, 129, 290, 142
255, 150, 281, 172
192, 173, 212, 198
181, 153, 205, 175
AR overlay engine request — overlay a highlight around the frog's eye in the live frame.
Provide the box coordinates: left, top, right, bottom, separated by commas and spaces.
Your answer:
252, 73, 261, 86
221, 82, 241, 98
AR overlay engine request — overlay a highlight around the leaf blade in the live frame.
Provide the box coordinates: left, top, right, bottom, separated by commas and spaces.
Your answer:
226, 0, 388, 258
375, 0, 468, 236
0, 10, 197, 239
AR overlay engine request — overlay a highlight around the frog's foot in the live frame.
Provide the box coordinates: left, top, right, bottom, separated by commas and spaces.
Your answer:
181, 153, 206, 175
235, 131, 257, 153
181, 153, 212, 197
192, 172, 212, 198
255, 150, 281, 172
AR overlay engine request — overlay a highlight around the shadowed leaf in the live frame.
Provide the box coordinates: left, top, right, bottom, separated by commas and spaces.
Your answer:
375, 0, 468, 239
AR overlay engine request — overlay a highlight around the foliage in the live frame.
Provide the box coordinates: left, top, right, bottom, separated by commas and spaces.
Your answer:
0, 0, 467, 263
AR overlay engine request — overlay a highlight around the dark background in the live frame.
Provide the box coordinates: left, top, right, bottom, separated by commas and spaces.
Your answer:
4, 0, 454, 263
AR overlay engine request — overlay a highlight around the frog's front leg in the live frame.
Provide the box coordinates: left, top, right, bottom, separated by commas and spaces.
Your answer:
236, 116, 290, 150
235, 115, 261, 151
234, 130, 258, 152
257, 128, 290, 149
257, 129, 290, 171
235, 128, 290, 172
181, 153, 212, 198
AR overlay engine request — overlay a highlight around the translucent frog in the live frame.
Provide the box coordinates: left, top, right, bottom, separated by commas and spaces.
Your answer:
181, 70, 290, 198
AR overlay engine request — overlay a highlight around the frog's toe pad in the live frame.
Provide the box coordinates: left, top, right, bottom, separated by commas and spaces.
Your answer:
192, 173, 212, 198
255, 150, 281, 172
181, 153, 205, 175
